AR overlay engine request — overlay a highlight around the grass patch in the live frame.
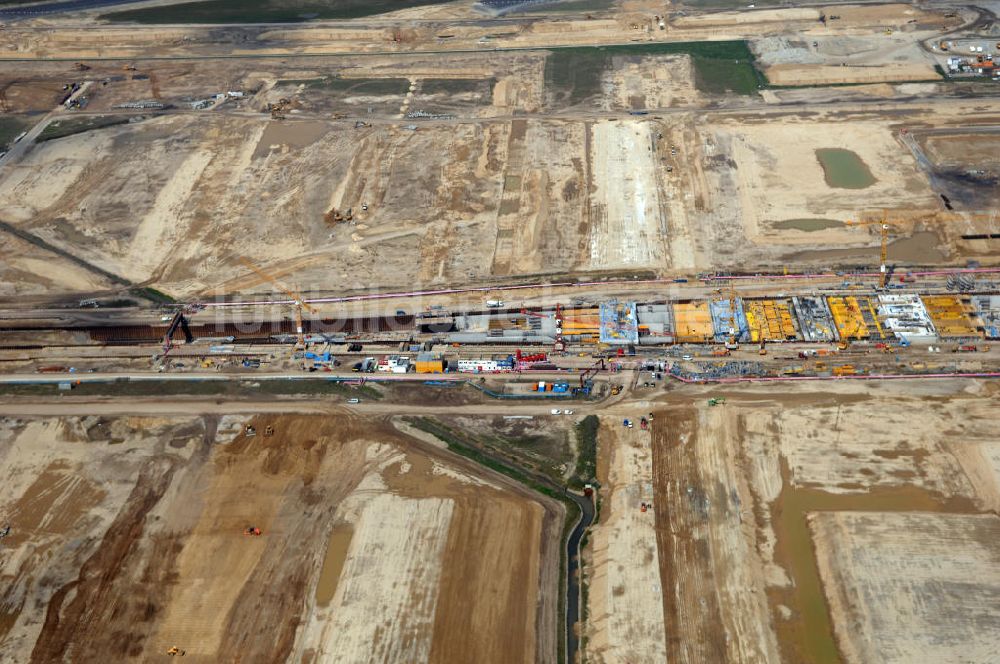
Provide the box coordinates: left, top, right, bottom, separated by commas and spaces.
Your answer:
282, 77, 411, 96
131, 286, 175, 304
569, 414, 599, 489
0, 116, 30, 151
104, 0, 454, 23
504, 0, 615, 14
37, 116, 130, 142
420, 78, 496, 97
544, 40, 767, 104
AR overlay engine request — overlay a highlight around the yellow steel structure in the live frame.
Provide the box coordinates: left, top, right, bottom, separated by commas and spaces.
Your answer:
744, 299, 797, 342
672, 302, 714, 343
238, 257, 317, 350
864, 296, 886, 340
921, 295, 983, 338
827, 296, 870, 340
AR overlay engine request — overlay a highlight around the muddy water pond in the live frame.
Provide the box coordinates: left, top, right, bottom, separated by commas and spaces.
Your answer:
315, 524, 353, 607
787, 230, 947, 264
815, 148, 876, 189
253, 120, 330, 158
772, 218, 844, 232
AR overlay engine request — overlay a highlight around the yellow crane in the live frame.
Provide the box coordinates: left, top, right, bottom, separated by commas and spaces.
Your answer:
844, 215, 907, 289
238, 258, 316, 351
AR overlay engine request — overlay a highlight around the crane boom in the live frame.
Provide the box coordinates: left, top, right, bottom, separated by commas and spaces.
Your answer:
845, 215, 905, 289
238, 258, 316, 349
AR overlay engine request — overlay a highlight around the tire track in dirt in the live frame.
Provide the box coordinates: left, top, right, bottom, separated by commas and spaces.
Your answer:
29, 457, 178, 662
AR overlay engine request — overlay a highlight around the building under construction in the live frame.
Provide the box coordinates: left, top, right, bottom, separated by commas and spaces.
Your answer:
599, 301, 638, 345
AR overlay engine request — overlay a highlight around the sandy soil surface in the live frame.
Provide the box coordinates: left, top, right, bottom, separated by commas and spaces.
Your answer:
0, 412, 561, 662
765, 63, 938, 86
588, 120, 665, 270
585, 418, 667, 663
812, 511, 1000, 664
578, 378, 1000, 663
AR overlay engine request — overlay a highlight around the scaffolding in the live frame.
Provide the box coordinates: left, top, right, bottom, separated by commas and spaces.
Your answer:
599, 300, 639, 345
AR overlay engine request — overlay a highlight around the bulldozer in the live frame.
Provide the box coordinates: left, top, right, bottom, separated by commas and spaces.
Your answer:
268, 97, 291, 119
324, 207, 353, 224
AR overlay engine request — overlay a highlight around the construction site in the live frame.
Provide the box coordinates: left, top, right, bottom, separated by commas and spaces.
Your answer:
1, 0, 1000, 662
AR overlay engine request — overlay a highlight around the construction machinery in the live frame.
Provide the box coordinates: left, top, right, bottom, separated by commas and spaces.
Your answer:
238, 257, 317, 352
161, 310, 194, 357
554, 303, 565, 351
708, 397, 726, 406
244, 526, 262, 536
268, 97, 291, 119
166, 646, 185, 656
845, 214, 911, 289
324, 207, 352, 224
580, 358, 605, 388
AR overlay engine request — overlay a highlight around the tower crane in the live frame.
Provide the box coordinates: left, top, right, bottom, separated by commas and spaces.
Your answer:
844, 215, 907, 289
238, 258, 316, 351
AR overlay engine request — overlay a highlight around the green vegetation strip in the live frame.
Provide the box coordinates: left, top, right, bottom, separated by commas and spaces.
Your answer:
0, 116, 30, 151
38, 116, 130, 142
544, 40, 768, 101
104, 0, 455, 23
281, 77, 411, 95
131, 286, 175, 304
0, 378, 383, 400
569, 414, 598, 489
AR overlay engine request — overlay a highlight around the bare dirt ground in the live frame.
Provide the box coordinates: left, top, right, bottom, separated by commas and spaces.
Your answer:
0, 412, 561, 663
812, 511, 1000, 664
582, 379, 1000, 664
2, 46, 999, 301
585, 417, 667, 663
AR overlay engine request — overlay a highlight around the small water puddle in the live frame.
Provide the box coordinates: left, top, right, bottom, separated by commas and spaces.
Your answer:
772, 218, 845, 232
315, 524, 353, 607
